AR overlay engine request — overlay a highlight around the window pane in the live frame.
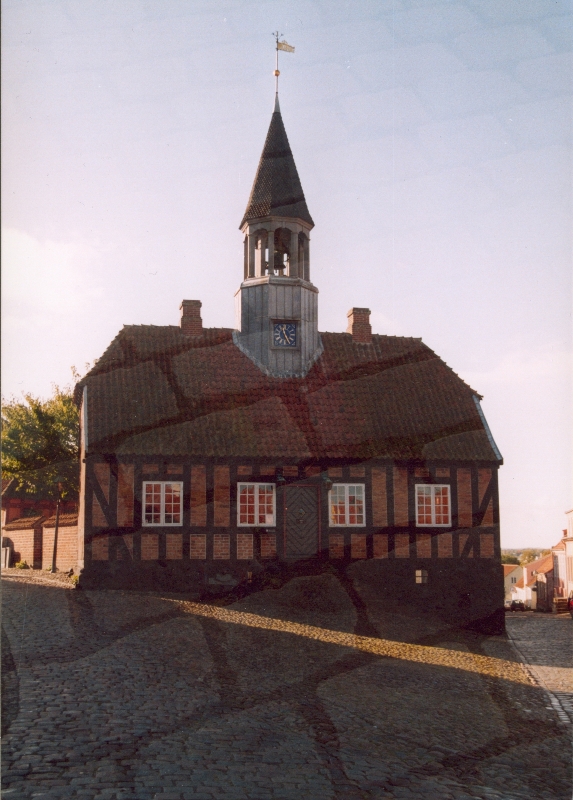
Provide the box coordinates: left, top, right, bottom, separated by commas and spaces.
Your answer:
144, 483, 161, 524
348, 485, 364, 525
239, 484, 255, 525
330, 485, 346, 525
164, 483, 182, 524
434, 486, 450, 525
416, 485, 432, 525
258, 484, 274, 525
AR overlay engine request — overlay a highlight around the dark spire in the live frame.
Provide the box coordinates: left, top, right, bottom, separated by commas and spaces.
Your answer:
240, 107, 314, 229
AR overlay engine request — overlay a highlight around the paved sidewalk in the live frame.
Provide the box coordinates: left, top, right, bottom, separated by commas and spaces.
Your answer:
2, 571, 571, 800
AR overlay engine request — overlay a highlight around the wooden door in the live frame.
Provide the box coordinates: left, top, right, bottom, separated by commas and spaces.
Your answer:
284, 485, 319, 557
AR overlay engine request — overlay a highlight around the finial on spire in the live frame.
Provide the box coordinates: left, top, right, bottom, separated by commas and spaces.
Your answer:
272, 31, 295, 103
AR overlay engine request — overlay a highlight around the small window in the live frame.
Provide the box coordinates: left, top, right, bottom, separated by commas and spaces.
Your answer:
415, 569, 428, 584
143, 482, 183, 526
511, 576, 516, 584
329, 484, 365, 527
237, 483, 276, 526
415, 484, 451, 527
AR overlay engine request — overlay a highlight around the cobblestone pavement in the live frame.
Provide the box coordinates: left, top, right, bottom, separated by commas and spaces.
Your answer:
2, 568, 571, 800
506, 612, 573, 726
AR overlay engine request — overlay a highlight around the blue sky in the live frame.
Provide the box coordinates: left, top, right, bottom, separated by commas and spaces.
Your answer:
2, 0, 571, 548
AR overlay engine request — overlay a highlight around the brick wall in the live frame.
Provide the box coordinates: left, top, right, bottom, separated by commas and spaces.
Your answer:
480, 532, 494, 558
92, 463, 110, 528
394, 533, 410, 558
213, 533, 230, 560
393, 468, 409, 527
351, 533, 367, 559
371, 467, 387, 526
457, 468, 472, 527
237, 533, 253, 560
42, 525, 78, 571
116, 534, 133, 560
459, 532, 476, 557
346, 307, 372, 343
141, 533, 159, 560
478, 468, 494, 525
180, 300, 203, 335
437, 533, 453, 558
213, 467, 230, 526
117, 464, 134, 527
92, 534, 109, 561
329, 534, 344, 559
190, 534, 206, 559
2, 528, 40, 567
190, 466, 207, 526
416, 533, 432, 558
373, 534, 388, 558
260, 534, 277, 558
166, 533, 183, 560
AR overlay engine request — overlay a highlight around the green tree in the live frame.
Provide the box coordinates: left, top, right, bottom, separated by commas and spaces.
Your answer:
519, 548, 550, 565
501, 554, 520, 565
1, 385, 79, 500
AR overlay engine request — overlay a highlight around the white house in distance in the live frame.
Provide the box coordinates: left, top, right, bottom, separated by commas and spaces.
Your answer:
503, 564, 522, 602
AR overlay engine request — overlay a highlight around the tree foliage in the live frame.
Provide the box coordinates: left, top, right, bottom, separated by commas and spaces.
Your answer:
1, 386, 79, 499
501, 554, 520, 565
519, 548, 550, 565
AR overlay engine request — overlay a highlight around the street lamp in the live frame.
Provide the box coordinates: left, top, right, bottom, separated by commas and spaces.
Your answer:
50, 479, 64, 574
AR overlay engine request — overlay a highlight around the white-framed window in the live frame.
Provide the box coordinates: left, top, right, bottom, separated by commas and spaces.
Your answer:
237, 483, 276, 526
329, 484, 365, 527
415, 484, 451, 527
143, 482, 183, 526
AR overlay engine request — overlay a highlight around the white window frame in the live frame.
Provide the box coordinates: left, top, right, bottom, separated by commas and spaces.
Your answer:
142, 481, 183, 527
415, 484, 451, 527
328, 484, 366, 527
237, 483, 276, 527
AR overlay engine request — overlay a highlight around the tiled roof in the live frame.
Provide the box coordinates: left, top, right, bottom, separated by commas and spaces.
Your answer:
526, 554, 553, 575
240, 109, 314, 228
3, 515, 46, 531
503, 564, 519, 577
76, 324, 500, 464
514, 578, 524, 589
552, 540, 565, 551
43, 513, 79, 528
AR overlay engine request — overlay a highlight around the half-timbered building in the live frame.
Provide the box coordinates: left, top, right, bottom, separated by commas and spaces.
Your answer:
75, 97, 504, 632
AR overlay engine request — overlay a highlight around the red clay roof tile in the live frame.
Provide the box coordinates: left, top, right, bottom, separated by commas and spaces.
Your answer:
77, 326, 500, 462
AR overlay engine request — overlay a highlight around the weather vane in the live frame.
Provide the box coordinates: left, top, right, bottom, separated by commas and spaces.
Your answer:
272, 31, 295, 98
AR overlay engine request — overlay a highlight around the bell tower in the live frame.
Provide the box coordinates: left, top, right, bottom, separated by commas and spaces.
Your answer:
233, 95, 321, 377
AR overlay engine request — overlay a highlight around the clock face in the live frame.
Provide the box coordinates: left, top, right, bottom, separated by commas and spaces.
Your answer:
273, 322, 297, 347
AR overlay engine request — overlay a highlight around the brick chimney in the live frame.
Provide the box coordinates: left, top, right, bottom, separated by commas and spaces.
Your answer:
180, 300, 203, 336
346, 307, 372, 344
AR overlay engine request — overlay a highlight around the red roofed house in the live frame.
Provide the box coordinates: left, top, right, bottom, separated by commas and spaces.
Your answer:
503, 564, 522, 602
513, 555, 554, 611
74, 95, 504, 632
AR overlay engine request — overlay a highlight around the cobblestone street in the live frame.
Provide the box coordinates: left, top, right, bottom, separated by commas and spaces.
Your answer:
2, 570, 571, 800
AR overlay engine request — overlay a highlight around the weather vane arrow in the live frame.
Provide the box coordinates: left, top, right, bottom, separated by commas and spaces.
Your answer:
272, 31, 295, 104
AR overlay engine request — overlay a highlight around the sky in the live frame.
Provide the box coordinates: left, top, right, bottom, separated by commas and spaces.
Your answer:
2, 0, 571, 548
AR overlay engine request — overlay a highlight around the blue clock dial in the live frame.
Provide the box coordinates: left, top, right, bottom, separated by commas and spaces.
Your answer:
273, 322, 297, 347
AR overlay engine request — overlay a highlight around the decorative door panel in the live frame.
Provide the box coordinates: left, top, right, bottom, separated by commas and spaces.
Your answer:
284, 486, 319, 557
